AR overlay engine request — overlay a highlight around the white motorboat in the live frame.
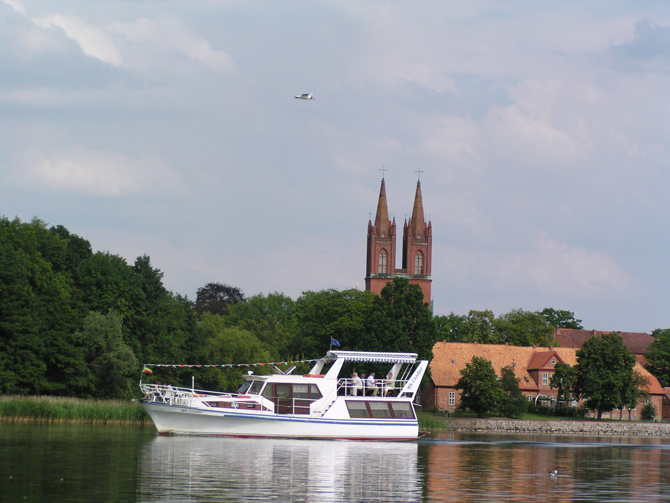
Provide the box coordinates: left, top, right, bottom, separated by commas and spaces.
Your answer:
140, 350, 428, 440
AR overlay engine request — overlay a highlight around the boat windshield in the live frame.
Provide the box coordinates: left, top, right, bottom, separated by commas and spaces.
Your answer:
237, 381, 251, 394
248, 381, 264, 395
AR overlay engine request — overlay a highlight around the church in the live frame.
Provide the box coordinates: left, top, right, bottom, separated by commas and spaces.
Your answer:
365, 177, 433, 307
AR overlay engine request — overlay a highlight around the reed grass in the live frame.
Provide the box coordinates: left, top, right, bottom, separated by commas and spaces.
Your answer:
0, 395, 152, 425
418, 412, 449, 431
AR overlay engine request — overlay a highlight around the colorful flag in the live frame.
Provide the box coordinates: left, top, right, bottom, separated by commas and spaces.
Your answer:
143, 366, 153, 374
330, 338, 340, 347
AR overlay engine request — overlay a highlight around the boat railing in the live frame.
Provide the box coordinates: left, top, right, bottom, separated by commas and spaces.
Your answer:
141, 383, 218, 406
337, 378, 408, 397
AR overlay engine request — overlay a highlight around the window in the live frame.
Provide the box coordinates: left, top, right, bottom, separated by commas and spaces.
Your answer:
527, 395, 533, 401
414, 252, 423, 275
310, 384, 322, 399
249, 381, 264, 395
542, 372, 549, 386
448, 392, 455, 406
346, 401, 370, 418
379, 251, 387, 273
292, 384, 309, 399
369, 402, 392, 418
390, 402, 414, 419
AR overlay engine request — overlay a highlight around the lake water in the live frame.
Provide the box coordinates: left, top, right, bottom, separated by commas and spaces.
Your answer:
1, 423, 669, 502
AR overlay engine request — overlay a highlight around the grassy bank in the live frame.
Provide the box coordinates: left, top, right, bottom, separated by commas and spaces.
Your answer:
0, 395, 152, 425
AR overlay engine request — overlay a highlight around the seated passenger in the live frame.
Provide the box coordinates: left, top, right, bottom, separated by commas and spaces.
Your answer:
351, 373, 363, 396
383, 372, 395, 397
366, 373, 378, 396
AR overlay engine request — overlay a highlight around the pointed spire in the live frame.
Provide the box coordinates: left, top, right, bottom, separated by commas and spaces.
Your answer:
409, 180, 426, 237
374, 178, 390, 236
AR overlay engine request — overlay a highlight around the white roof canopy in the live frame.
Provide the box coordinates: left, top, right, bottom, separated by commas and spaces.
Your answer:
326, 350, 417, 364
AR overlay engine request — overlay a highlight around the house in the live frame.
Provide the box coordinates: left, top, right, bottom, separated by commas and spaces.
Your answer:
422, 341, 665, 420
554, 329, 654, 365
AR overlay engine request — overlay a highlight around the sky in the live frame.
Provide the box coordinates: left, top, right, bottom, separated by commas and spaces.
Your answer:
2, 1, 670, 333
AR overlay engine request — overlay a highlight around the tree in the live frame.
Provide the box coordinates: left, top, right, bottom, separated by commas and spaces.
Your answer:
623, 371, 650, 421
292, 288, 374, 358
357, 277, 437, 361
550, 362, 576, 405
494, 309, 556, 346
645, 328, 670, 388
434, 312, 467, 342
193, 313, 272, 392
224, 292, 296, 359
75, 311, 137, 398
455, 356, 505, 418
500, 365, 527, 418
572, 332, 636, 419
195, 283, 245, 317
539, 308, 583, 329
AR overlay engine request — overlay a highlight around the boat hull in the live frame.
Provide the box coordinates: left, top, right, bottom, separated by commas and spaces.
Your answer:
142, 402, 419, 440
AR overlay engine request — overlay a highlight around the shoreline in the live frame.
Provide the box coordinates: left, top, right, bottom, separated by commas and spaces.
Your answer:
423, 417, 670, 436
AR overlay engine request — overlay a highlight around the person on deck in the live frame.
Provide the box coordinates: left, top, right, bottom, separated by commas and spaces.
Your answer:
366, 373, 378, 396
383, 371, 395, 397
351, 373, 363, 396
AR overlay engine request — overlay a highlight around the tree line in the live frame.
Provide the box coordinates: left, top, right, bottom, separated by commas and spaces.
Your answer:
2, 217, 669, 402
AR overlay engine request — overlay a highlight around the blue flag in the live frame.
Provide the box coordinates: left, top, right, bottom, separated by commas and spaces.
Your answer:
330, 338, 340, 347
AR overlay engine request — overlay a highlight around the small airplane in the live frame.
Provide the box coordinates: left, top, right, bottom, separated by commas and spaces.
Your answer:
294, 93, 314, 100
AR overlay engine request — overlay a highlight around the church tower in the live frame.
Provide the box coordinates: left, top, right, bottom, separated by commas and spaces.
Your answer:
365, 178, 397, 295
365, 178, 432, 305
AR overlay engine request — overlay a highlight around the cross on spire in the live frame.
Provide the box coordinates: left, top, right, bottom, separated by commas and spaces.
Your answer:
415, 167, 424, 181
380, 166, 387, 180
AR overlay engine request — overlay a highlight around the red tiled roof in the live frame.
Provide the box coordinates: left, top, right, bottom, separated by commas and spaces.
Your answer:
555, 329, 654, 355
430, 341, 664, 395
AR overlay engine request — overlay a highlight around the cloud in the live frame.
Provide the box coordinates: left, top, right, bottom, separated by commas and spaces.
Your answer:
3, 0, 25, 15
108, 17, 235, 73
611, 20, 670, 73
32, 14, 123, 66
444, 233, 635, 299
9, 148, 187, 197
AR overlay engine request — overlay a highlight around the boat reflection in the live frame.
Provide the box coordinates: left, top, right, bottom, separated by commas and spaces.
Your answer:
137, 435, 421, 502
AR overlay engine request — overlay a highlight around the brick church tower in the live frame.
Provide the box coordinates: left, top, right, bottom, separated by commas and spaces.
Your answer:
365, 178, 432, 305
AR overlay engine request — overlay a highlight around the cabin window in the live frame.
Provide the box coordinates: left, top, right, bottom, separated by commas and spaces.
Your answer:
249, 381, 264, 395
276, 384, 291, 400
379, 252, 387, 274
310, 384, 322, 399
293, 384, 309, 399
414, 252, 423, 274
448, 392, 455, 406
237, 381, 251, 394
390, 402, 414, 419
542, 372, 549, 385
262, 384, 274, 400
369, 401, 392, 418
346, 401, 370, 418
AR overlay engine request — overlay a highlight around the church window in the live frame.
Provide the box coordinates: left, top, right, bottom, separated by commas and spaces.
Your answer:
414, 252, 423, 275
379, 251, 387, 274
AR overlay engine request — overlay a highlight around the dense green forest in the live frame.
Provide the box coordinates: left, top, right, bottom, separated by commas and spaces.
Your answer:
2, 217, 668, 399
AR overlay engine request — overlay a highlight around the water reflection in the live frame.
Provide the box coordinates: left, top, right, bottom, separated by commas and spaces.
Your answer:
423, 433, 670, 503
2, 423, 669, 503
137, 436, 421, 502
